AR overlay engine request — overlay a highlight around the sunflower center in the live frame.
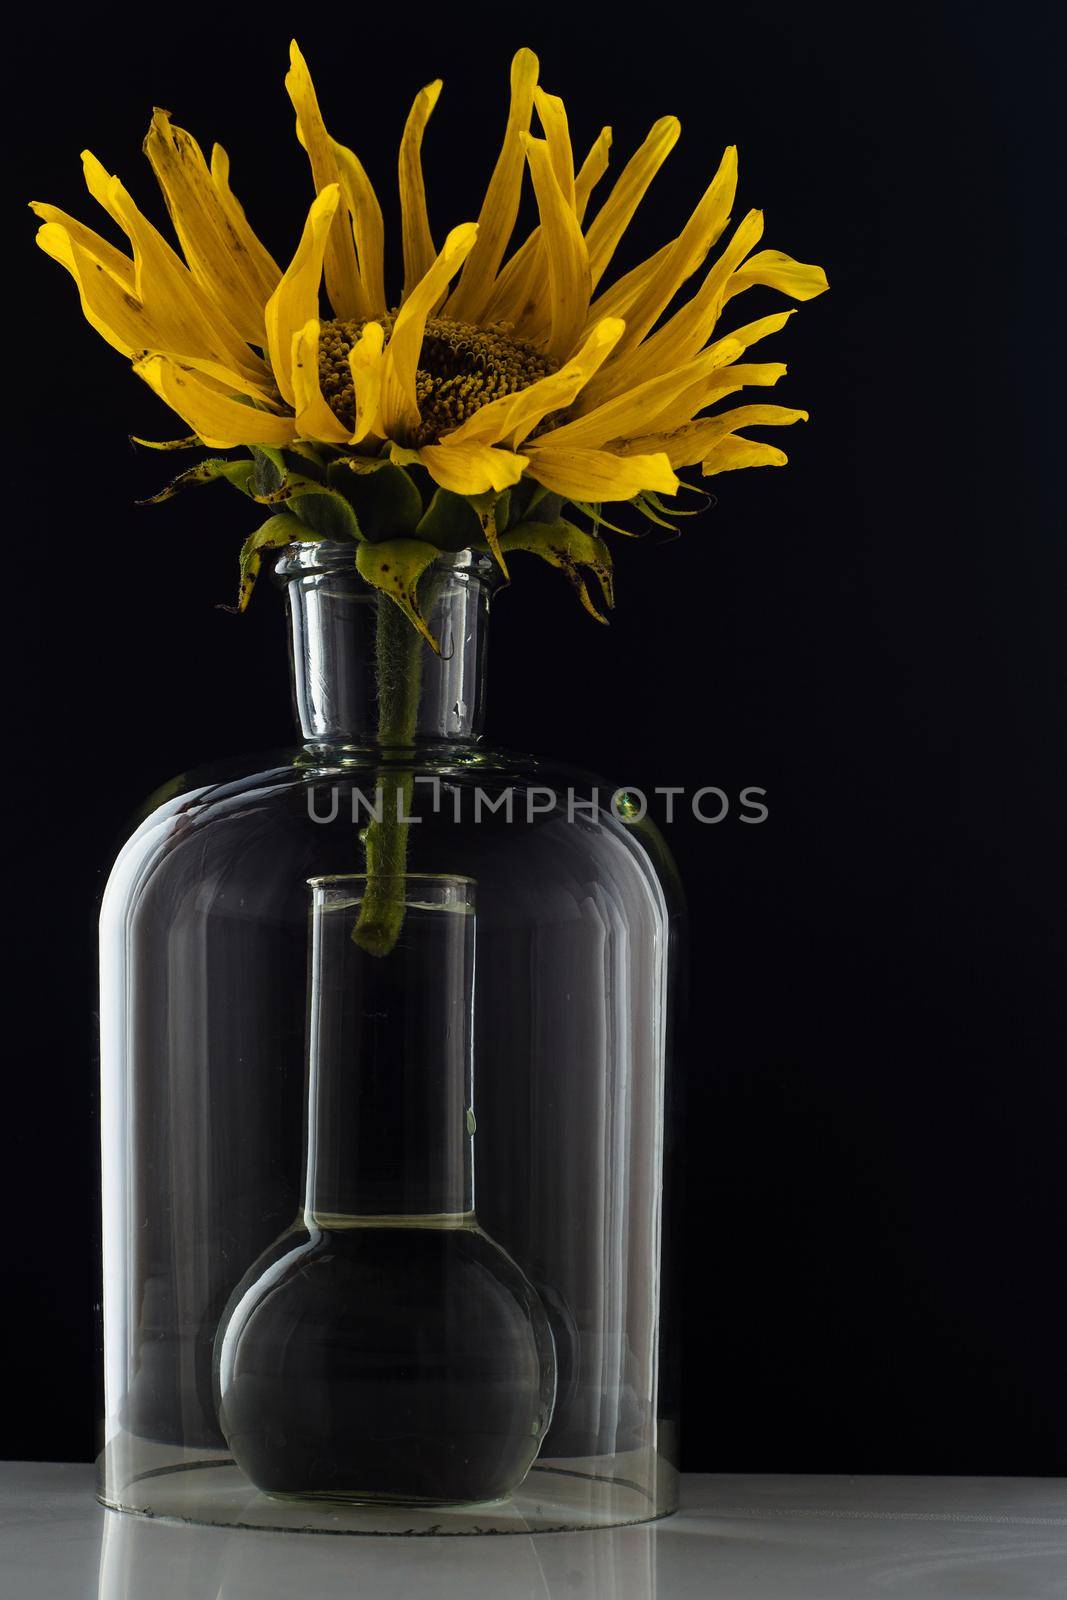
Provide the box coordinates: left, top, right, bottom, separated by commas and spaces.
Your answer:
318, 315, 557, 445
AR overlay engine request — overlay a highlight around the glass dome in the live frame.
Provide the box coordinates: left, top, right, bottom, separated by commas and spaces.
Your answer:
98, 542, 684, 1532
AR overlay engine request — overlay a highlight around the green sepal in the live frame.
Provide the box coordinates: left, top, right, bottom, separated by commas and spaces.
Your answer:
631, 487, 711, 530
284, 442, 328, 478
252, 444, 331, 486
499, 519, 615, 623
508, 481, 563, 527
493, 488, 512, 532
630, 493, 679, 531
467, 490, 510, 575
568, 500, 641, 537
334, 462, 423, 542
236, 514, 321, 612
250, 445, 287, 496
643, 485, 711, 516
526, 488, 564, 525
250, 443, 331, 495
130, 434, 200, 451
138, 456, 255, 505
249, 470, 333, 507
355, 538, 443, 651
286, 485, 361, 541
415, 487, 510, 572
415, 487, 484, 552
330, 453, 391, 476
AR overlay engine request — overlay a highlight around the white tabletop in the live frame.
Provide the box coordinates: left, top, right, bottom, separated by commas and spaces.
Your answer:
2, 1462, 1064, 1599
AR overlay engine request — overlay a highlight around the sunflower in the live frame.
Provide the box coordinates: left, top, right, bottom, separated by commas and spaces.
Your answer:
31, 40, 826, 640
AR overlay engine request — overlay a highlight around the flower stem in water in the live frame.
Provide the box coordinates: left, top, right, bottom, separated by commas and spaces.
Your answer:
352, 597, 423, 956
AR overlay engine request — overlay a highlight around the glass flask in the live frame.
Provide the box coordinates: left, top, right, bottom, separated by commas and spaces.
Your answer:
215, 874, 556, 1503
99, 542, 684, 1532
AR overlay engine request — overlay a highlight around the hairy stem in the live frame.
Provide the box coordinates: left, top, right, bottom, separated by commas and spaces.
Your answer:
352, 597, 424, 956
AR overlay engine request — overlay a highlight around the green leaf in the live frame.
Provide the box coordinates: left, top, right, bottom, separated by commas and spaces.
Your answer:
336, 463, 423, 542
355, 538, 443, 650
236, 514, 320, 612
499, 519, 615, 623
287, 486, 361, 541
138, 457, 255, 504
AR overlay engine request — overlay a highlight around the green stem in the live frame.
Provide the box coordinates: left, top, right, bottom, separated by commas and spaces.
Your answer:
352, 596, 424, 956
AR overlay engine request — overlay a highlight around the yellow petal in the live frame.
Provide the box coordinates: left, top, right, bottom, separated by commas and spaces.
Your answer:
29, 202, 133, 287
626, 362, 788, 443
585, 239, 674, 325
584, 116, 680, 289
209, 144, 282, 304
80, 148, 127, 226
134, 354, 297, 448
35, 222, 141, 356
546, 335, 745, 449
618, 402, 806, 468
700, 403, 809, 437
662, 395, 806, 448
36, 222, 275, 403
588, 209, 764, 403
484, 122, 612, 333
331, 138, 387, 318
618, 316, 794, 438
379, 223, 478, 441
702, 436, 791, 474
399, 79, 441, 301
533, 87, 575, 209
523, 443, 679, 501
479, 230, 544, 330
444, 47, 539, 321
724, 248, 829, 304
265, 185, 340, 407
413, 441, 528, 495
349, 321, 385, 444
602, 146, 737, 368
143, 109, 271, 345
444, 318, 625, 448
703, 310, 796, 360
291, 319, 350, 443
620, 404, 808, 468
574, 126, 612, 222
286, 41, 365, 320
79, 151, 271, 389
522, 134, 591, 363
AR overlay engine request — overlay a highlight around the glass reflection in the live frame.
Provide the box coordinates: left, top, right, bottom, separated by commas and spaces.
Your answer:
97, 1504, 657, 1600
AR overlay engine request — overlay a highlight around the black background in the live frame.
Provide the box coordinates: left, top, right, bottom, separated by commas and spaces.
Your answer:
7, 1, 1065, 1472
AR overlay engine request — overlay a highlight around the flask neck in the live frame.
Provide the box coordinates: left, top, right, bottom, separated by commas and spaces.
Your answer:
276, 543, 495, 750
302, 875, 477, 1223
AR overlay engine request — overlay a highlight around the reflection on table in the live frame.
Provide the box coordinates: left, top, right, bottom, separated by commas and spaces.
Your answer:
97, 1502, 658, 1600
